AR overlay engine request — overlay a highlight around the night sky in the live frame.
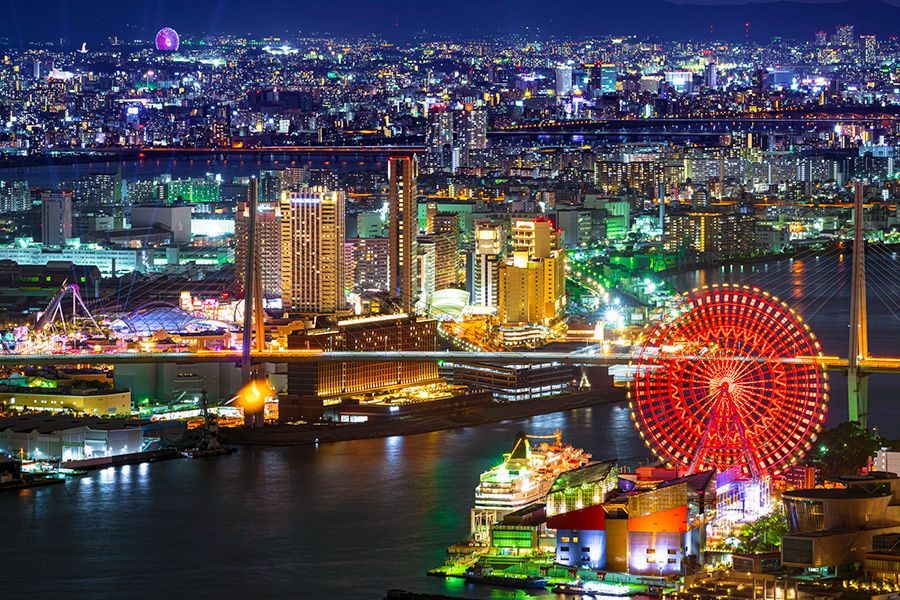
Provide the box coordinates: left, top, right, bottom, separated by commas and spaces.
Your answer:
1, 0, 898, 43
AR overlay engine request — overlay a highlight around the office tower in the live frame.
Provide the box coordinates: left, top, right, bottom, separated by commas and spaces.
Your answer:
33, 60, 41, 80
704, 62, 718, 90
388, 156, 418, 312
258, 170, 282, 202
497, 219, 566, 345
473, 220, 504, 309
416, 240, 436, 312
0, 180, 31, 212
236, 199, 283, 300
861, 35, 877, 63
280, 188, 346, 314
41, 192, 73, 246
835, 24, 854, 46
280, 167, 309, 191
345, 237, 389, 292
555, 66, 573, 97
600, 64, 617, 93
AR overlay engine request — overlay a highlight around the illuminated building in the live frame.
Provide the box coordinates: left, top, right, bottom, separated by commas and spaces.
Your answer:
280, 188, 346, 314
419, 231, 457, 291
426, 106, 486, 172
40, 192, 72, 246
782, 472, 900, 574
73, 171, 123, 205
555, 66, 573, 97
665, 70, 694, 92
235, 199, 282, 299
164, 176, 219, 204
0, 414, 147, 462
388, 156, 419, 312
473, 220, 504, 309
497, 219, 566, 345
345, 237, 389, 292
416, 239, 436, 312
0, 386, 131, 415
547, 468, 716, 575
835, 24, 854, 46
599, 63, 617, 94
0, 180, 30, 213
281, 314, 438, 421
862, 35, 877, 63
447, 361, 574, 402
664, 210, 755, 257
0, 240, 153, 277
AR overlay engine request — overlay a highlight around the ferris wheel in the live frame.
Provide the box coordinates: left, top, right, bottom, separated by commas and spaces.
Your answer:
629, 283, 829, 478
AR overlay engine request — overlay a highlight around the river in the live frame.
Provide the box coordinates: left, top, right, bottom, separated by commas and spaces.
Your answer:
2, 255, 899, 600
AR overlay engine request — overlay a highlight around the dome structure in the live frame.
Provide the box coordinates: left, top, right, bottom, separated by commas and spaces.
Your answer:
109, 303, 235, 336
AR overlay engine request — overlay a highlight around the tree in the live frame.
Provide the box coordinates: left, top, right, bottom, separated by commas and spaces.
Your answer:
808, 421, 888, 478
735, 511, 789, 554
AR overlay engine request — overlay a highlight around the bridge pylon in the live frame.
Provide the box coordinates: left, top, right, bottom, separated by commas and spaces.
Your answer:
241, 177, 266, 429
848, 181, 869, 426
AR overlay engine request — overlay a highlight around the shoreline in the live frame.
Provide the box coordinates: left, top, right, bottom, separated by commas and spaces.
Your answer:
221, 388, 626, 446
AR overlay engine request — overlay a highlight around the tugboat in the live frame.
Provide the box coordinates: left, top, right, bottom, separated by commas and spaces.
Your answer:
463, 566, 548, 590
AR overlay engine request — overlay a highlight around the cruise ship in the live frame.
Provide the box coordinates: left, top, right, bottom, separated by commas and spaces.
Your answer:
470, 431, 591, 540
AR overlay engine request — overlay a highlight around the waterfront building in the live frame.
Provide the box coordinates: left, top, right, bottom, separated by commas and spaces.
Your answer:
388, 156, 419, 312
446, 361, 573, 402
235, 198, 283, 300
280, 314, 438, 421
0, 385, 131, 415
547, 468, 716, 575
664, 210, 755, 258
280, 188, 346, 315
41, 191, 72, 246
0, 414, 147, 462
781, 472, 900, 575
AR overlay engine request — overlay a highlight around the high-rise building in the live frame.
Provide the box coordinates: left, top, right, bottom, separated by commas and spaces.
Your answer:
473, 220, 504, 309
345, 237, 389, 292
497, 219, 566, 346
555, 66, 574, 98
74, 172, 123, 205
835, 24, 854, 46
815, 31, 828, 46
425, 106, 487, 171
416, 240, 436, 313
704, 62, 718, 90
280, 188, 346, 314
861, 35, 877, 63
235, 199, 283, 300
0, 180, 31, 213
664, 210, 755, 257
600, 64, 617, 94
41, 192, 73, 246
388, 156, 419, 312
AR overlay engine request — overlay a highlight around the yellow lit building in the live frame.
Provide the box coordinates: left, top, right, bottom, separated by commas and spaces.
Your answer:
0, 388, 132, 415
280, 188, 346, 314
497, 219, 566, 346
664, 210, 755, 257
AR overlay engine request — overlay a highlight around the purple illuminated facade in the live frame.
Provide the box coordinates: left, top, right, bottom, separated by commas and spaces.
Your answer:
155, 27, 180, 51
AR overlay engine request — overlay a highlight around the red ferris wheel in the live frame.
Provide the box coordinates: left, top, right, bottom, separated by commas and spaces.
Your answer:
629, 283, 828, 478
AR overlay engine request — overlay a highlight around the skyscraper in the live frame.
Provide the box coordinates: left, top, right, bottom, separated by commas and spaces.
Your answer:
41, 192, 72, 246
600, 64, 617, 94
835, 24, 854, 46
555, 66, 573, 98
473, 220, 504, 309
388, 156, 419, 312
281, 188, 346, 314
861, 35, 877, 63
236, 198, 283, 300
